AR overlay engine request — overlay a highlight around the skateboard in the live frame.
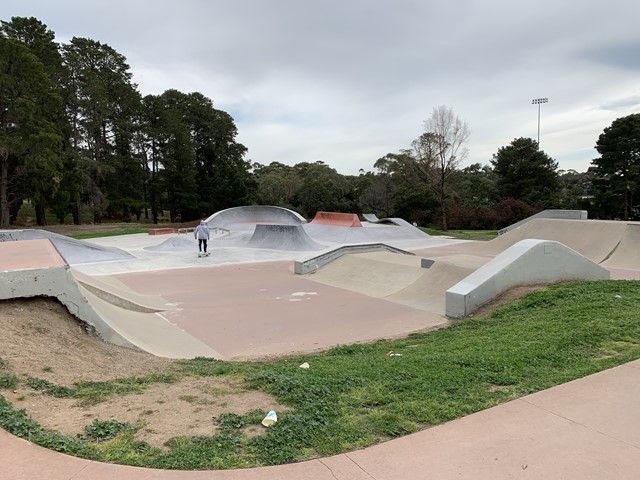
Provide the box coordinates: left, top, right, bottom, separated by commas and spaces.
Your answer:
197, 252, 210, 257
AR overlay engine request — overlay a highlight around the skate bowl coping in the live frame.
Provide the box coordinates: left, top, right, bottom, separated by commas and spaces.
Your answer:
205, 205, 307, 229
445, 239, 610, 318
311, 211, 363, 227
294, 243, 415, 274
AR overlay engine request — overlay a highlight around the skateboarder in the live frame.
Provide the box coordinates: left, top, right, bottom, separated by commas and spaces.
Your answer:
194, 220, 210, 257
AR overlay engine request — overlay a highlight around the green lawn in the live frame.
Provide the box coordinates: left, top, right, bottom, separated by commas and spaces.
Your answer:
421, 227, 498, 241
1, 280, 639, 469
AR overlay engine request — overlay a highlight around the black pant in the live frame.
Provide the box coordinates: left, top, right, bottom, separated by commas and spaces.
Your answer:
198, 239, 208, 253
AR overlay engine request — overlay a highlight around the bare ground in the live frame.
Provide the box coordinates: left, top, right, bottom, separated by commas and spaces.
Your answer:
0, 297, 283, 449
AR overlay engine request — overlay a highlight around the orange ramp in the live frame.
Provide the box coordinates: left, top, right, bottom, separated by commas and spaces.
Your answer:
311, 211, 362, 227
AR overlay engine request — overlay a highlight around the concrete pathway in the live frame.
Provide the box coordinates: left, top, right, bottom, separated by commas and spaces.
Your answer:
2, 359, 639, 479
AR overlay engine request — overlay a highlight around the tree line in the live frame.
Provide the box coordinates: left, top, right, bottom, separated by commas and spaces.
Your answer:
1, 16, 638, 229
0, 17, 251, 228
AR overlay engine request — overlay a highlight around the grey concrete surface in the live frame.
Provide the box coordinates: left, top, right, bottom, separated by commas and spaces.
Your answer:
0, 228, 133, 264
205, 205, 307, 228
446, 239, 610, 318
246, 224, 325, 251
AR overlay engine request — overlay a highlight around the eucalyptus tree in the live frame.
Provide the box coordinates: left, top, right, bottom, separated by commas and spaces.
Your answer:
591, 113, 640, 220
359, 156, 397, 217
294, 161, 351, 218
252, 161, 302, 208
416, 106, 470, 230
450, 163, 499, 208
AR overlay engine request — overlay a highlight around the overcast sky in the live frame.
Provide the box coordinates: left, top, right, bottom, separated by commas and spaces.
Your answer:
3, 0, 639, 175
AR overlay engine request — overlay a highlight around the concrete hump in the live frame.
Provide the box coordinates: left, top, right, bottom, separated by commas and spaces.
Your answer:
445, 239, 610, 318
145, 235, 196, 252
311, 211, 363, 227
245, 224, 325, 251
205, 205, 306, 229
0, 229, 133, 264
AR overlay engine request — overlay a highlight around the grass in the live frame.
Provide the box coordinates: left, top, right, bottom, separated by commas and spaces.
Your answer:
69, 228, 151, 240
23, 373, 178, 405
420, 227, 498, 241
0, 280, 639, 469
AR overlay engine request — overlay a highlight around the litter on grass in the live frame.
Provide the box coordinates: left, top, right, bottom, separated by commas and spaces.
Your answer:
262, 410, 278, 427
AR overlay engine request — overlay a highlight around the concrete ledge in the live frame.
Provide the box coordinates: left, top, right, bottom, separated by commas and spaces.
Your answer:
445, 239, 610, 318
294, 243, 414, 274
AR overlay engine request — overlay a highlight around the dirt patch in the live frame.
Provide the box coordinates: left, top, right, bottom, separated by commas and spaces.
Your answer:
0, 298, 282, 448
467, 285, 546, 317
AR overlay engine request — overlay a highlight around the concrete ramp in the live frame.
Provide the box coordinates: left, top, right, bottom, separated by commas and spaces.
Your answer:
0, 239, 137, 349
498, 209, 588, 235
446, 239, 610, 318
0, 229, 134, 264
311, 211, 363, 227
601, 223, 640, 270
387, 255, 490, 313
304, 252, 425, 297
77, 286, 221, 359
70, 270, 176, 313
205, 205, 306, 229
362, 214, 409, 227
304, 251, 489, 314
362, 213, 381, 223
0, 239, 220, 359
245, 224, 325, 251
461, 219, 627, 263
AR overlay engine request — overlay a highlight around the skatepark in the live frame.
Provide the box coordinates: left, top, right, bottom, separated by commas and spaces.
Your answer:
1, 206, 640, 478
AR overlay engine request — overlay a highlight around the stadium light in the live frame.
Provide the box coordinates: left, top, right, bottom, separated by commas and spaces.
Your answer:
531, 98, 548, 148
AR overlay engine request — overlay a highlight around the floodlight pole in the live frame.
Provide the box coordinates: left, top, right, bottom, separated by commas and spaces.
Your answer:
531, 98, 548, 148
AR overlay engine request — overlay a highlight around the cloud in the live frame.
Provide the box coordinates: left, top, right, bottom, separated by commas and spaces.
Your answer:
600, 95, 640, 112
2, 0, 640, 175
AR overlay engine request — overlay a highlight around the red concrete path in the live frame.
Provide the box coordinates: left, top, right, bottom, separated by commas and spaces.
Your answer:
2, 359, 639, 479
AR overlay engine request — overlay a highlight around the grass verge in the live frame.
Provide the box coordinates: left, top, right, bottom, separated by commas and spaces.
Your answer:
1, 280, 639, 469
420, 228, 498, 241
